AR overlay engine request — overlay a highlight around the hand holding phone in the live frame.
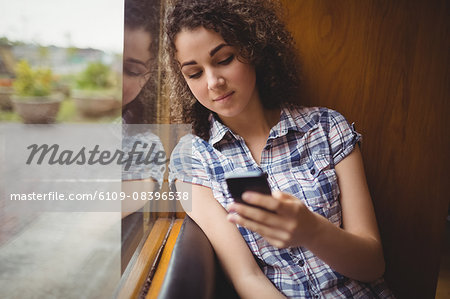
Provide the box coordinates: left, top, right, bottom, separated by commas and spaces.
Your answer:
225, 171, 271, 207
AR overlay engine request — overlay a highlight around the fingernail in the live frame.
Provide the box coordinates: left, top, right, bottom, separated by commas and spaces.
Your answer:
272, 190, 282, 199
242, 192, 253, 201
227, 214, 237, 222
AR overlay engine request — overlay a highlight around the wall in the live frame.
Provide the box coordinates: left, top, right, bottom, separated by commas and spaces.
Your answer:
280, 0, 450, 298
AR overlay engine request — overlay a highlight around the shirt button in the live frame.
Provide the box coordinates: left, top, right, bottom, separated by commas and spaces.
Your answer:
298, 259, 305, 267
310, 168, 316, 175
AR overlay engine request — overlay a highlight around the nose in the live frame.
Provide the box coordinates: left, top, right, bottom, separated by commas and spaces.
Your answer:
206, 70, 225, 91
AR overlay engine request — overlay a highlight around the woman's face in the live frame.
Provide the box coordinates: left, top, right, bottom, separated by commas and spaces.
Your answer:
122, 27, 152, 107
174, 27, 259, 119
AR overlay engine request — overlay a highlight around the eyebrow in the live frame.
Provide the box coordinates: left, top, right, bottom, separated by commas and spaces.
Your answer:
180, 43, 229, 69
209, 43, 228, 57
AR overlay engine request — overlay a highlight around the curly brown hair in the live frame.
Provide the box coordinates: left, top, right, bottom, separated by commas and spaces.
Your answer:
164, 0, 302, 140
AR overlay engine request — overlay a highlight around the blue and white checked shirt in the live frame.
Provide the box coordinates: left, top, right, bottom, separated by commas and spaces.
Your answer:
169, 105, 394, 298
121, 123, 166, 189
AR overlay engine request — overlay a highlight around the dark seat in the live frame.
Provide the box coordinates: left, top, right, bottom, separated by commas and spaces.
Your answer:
158, 216, 240, 299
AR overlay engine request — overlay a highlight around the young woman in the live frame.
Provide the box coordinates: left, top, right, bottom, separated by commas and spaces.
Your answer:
166, 0, 394, 298
120, 0, 165, 271
121, 0, 165, 213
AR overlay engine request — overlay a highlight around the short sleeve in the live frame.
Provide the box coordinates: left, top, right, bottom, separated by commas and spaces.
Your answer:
168, 134, 211, 190
327, 109, 362, 166
122, 131, 166, 190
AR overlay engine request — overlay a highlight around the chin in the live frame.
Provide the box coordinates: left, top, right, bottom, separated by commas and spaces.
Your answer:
214, 108, 243, 119
122, 96, 136, 107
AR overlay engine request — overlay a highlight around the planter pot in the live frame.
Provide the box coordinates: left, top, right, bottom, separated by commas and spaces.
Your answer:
0, 87, 13, 111
72, 90, 120, 117
73, 97, 120, 117
12, 94, 63, 124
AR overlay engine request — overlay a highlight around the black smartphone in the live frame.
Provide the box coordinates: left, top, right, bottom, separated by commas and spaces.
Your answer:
225, 171, 271, 206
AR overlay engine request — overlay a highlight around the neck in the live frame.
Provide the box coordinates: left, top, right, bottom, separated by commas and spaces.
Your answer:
219, 97, 280, 141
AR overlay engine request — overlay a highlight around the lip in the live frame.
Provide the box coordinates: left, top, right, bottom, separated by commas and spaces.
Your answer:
213, 91, 234, 101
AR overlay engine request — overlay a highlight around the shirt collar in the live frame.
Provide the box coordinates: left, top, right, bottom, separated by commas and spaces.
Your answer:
208, 105, 310, 146
208, 113, 233, 146
268, 105, 312, 140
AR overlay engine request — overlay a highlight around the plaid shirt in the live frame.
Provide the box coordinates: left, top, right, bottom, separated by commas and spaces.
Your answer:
121, 124, 166, 189
169, 106, 394, 298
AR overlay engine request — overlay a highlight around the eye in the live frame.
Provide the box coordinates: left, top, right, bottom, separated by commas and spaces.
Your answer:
124, 69, 141, 77
188, 71, 202, 79
218, 55, 234, 65
124, 63, 148, 77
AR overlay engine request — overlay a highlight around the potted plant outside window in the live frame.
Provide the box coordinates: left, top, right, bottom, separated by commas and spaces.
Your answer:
11, 60, 62, 124
0, 78, 14, 111
72, 62, 120, 117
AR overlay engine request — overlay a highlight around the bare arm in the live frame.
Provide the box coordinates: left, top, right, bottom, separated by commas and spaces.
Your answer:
121, 178, 156, 218
228, 147, 385, 282
175, 181, 286, 299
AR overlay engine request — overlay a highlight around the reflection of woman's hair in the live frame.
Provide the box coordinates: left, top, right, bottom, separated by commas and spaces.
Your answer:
164, 0, 302, 140
122, 0, 161, 124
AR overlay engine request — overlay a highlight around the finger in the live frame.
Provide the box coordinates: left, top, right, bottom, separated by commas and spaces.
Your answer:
227, 213, 290, 241
241, 191, 281, 212
264, 236, 289, 249
228, 202, 286, 229
242, 191, 296, 215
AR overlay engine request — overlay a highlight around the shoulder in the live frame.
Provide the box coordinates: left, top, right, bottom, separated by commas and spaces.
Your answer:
122, 131, 166, 161
122, 131, 166, 182
170, 133, 216, 170
171, 134, 209, 158
283, 105, 347, 132
168, 134, 216, 188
